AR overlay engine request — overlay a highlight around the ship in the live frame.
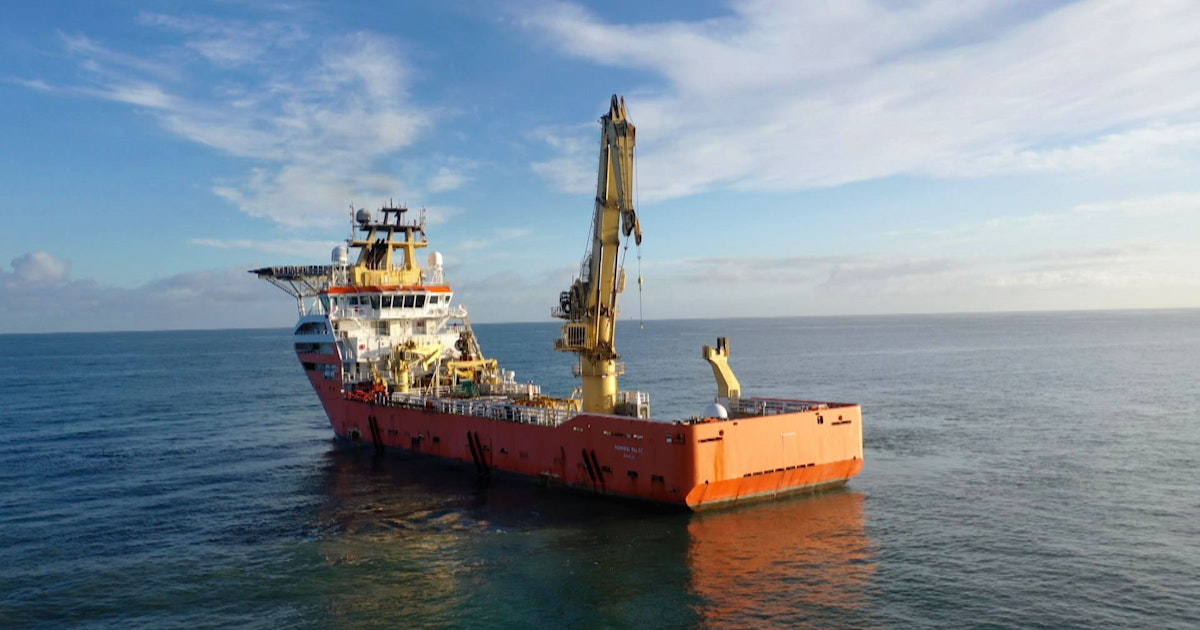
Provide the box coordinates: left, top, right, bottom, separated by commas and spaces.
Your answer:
252, 95, 863, 510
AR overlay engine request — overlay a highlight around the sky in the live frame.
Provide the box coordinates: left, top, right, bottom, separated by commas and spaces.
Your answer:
2, 0, 1199, 333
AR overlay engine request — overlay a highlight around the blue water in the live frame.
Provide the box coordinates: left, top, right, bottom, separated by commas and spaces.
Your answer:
1, 311, 1198, 628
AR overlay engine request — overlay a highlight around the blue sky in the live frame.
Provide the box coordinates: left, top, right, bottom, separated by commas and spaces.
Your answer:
2, 0, 1198, 333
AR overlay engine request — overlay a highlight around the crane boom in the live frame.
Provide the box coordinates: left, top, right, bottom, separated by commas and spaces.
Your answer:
554, 95, 642, 414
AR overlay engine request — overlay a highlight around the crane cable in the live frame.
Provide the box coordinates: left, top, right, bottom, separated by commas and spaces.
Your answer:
633, 144, 643, 330
619, 231, 642, 330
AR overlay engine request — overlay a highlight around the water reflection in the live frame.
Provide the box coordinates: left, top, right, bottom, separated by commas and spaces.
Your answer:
311, 446, 874, 628
687, 491, 877, 628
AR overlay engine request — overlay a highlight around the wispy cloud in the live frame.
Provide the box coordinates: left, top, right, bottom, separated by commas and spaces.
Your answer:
136, 12, 306, 67
984, 243, 1199, 291
425, 159, 477, 193
456, 227, 533, 252
1071, 192, 1200, 218
879, 191, 1200, 241
640, 240, 1200, 317
59, 32, 179, 80
935, 123, 1200, 177
530, 123, 596, 193
37, 17, 434, 227
524, 0, 1200, 199
190, 238, 339, 258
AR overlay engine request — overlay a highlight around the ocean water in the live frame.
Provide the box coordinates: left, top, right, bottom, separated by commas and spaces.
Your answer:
1, 310, 1198, 628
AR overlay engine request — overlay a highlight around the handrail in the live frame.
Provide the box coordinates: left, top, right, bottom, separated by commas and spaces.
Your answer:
375, 392, 576, 427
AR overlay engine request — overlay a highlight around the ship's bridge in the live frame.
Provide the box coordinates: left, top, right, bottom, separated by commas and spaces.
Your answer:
325, 287, 455, 320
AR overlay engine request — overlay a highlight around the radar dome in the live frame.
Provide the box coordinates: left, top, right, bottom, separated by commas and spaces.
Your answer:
331, 245, 348, 265
355, 209, 371, 225
429, 251, 444, 268
702, 402, 729, 419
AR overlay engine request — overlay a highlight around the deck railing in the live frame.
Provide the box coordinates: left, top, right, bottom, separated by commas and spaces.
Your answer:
381, 392, 576, 427
728, 397, 833, 416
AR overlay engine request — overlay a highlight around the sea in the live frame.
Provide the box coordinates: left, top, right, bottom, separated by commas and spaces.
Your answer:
1, 310, 1197, 629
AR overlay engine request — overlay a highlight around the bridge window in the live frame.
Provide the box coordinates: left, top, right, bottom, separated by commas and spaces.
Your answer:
415, 294, 426, 308
403, 295, 415, 308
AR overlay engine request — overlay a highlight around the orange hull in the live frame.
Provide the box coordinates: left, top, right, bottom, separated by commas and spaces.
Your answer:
303, 357, 864, 510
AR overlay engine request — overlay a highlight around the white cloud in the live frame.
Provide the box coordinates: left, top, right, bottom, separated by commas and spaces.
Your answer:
7, 251, 72, 285
41, 21, 433, 228
93, 81, 179, 109
524, 0, 1200, 199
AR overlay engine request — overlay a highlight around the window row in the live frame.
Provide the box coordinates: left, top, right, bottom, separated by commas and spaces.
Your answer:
331, 293, 449, 309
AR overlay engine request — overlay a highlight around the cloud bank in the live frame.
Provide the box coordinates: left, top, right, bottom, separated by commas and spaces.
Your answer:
1, 251, 292, 333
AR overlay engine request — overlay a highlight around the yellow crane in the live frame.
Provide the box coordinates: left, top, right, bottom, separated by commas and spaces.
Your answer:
554, 95, 642, 414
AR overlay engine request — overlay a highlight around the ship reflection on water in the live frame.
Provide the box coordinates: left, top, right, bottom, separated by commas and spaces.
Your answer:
311, 446, 876, 628
686, 490, 877, 627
